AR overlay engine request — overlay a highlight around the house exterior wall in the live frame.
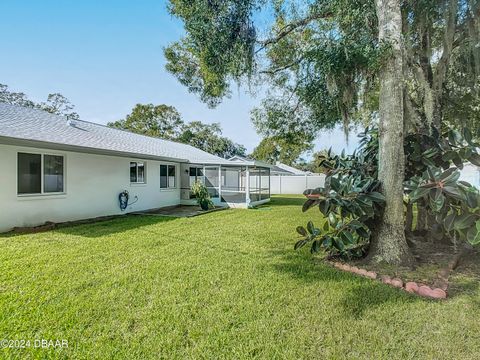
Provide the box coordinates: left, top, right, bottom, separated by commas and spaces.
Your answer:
270, 175, 326, 194
0, 143, 181, 232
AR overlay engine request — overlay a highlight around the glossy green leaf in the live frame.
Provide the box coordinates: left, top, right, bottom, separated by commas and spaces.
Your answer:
463, 128, 473, 145
296, 226, 307, 237
318, 200, 330, 215
294, 239, 308, 250
310, 240, 321, 253
302, 199, 317, 213
333, 238, 345, 251
466, 191, 478, 208
469, 153, 480, 167
323, 220, 329, 232
444, 212, 456, 232
429, 190, 445, 212
366, 191, 385, 203
328, 212, 337, 227
356, 227, 369, 238
322, 237, 333, 248
443, 186, 466, 201
410, 187, 430, 201
307, 221, 315, 235
341, 231, 354, 244
454, 214, 476, 230
467, 226, 480, 246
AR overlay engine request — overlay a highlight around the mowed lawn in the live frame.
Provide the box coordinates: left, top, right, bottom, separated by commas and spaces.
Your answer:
1, 196, 480, 359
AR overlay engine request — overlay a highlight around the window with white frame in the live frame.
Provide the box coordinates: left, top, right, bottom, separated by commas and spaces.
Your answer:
130, 161, 145, 183
160, 164, 176, 189
18, 152, 64, 195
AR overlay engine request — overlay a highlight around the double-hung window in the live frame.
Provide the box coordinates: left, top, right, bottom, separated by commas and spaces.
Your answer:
189, 167, 204, 187
18, 152, 65, 195
160, 164, 176, 189
130, 162, 146, 183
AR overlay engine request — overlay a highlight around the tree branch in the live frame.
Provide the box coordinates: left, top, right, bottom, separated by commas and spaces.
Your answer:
259, 57, 304, 75
256, 12, 332, 53
433, 0, 459, 92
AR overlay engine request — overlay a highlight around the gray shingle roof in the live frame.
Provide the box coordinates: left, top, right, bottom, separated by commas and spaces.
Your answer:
0, 103, 234, 164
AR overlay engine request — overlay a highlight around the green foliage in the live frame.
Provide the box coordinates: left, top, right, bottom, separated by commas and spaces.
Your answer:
167, 0, 480, 160
404, 127, 480, 179
108, 104, 183, 140
403, 126, 480, 246
0, 83, 79, 120
406, 170, 480, 246
406, 166, 480, 245
444, 50, 480, 135
165, 0, 257, 107
296, 128, 383, 258
250, 135, 313, 166
177, 121, 246, 159
108, 104, 246, 158
166, 1, 382, 140
297, 125, 480, 258
191, 180, 214, 210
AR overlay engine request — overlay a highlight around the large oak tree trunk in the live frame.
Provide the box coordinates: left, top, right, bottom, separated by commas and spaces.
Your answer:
368, 0, 413, 266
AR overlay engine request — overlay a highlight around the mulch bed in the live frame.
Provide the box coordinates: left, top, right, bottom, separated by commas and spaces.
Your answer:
328, 238, 479, 299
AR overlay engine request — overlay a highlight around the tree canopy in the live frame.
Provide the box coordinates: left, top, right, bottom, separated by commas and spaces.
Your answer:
177, 121, 247, 159
250, 135, 313, 166
108, 103, 246, 159
0, 83, 80, 120
108, 104, 183, 140
165, 0, 480, 137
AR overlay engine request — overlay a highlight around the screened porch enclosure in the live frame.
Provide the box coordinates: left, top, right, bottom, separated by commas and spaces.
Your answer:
181, 164, 271, 207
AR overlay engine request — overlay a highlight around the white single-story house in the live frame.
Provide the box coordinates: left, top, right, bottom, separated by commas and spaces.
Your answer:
0, 103, 271, 233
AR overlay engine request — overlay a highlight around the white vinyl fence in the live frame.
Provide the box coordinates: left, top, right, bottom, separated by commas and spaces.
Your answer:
270, 175, 325, 194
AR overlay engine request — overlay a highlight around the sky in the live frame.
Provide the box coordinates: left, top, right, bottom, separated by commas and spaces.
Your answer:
0, 0, 357, 155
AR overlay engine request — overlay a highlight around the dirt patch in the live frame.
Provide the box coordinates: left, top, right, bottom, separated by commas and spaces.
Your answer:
351, 237, 480, 296
12, 221, 56, 234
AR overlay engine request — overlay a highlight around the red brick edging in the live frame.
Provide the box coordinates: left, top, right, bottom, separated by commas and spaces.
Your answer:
328, 261, 447, 299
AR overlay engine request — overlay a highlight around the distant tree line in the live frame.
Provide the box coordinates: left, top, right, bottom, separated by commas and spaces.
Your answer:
0, 84, 247, 159
0, 83, 80, 120
108, 104, 246, 159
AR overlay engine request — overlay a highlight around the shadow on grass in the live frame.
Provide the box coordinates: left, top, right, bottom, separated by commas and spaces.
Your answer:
448, 276, 480, 297
269, 196, 306, 207
56, 215, 179, 238
339, 282, 419, 319
0, 215, 178, 239
270, 250, 421, 319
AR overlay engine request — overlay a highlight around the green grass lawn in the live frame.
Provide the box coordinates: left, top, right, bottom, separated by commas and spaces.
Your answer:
1, 195, 479, 359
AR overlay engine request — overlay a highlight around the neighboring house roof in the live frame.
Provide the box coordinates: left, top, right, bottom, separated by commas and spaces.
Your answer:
229, 156, 315, 174
227, 155, 272, 168
270, 165, 296, 175
0, 103, 236, 165
274, 162, 309, 175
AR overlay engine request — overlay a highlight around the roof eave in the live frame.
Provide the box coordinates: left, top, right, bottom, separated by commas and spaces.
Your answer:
0, 136, 189, 163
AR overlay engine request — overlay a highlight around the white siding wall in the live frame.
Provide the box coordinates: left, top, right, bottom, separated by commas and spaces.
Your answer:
0, 144, 181, 232
270, 175, 325, 194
